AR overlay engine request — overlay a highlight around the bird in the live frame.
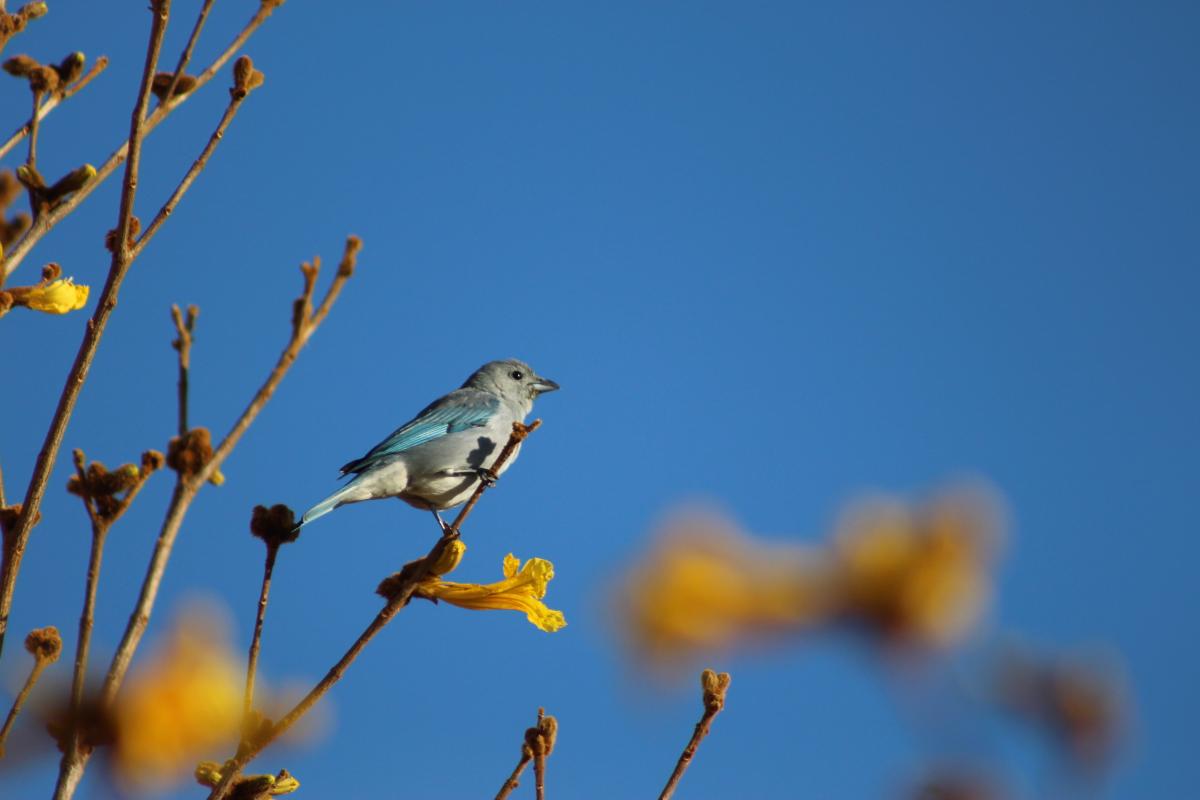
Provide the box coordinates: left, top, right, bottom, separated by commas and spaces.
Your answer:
297, 358, 559, 532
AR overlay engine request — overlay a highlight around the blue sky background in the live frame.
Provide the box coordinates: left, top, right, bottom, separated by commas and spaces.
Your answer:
2, 2, 1197, 797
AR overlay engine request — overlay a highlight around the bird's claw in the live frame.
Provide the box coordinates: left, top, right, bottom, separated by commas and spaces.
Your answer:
476, 467, 498, 488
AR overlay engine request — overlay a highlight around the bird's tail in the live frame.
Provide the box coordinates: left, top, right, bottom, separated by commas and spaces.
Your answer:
297, 482, 365, 530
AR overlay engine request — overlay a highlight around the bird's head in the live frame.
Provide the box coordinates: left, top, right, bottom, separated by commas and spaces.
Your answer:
465, 359, 560, 404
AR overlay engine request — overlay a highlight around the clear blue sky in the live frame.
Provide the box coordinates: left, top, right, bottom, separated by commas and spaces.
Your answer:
3, 2, 1197, 798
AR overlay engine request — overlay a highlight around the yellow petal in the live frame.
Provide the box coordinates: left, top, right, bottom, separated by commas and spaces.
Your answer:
21, 278, 89, 314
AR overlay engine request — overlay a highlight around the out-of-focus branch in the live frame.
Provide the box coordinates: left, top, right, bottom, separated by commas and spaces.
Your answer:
1, 0, 286, 281
170, 304, 197, 435
55, 449, 162, 795
658, 669, 731, 800
0, 56, 109, 162
0, 626, 61, 758
205, 420, 541, 800
0, 0, 171, 668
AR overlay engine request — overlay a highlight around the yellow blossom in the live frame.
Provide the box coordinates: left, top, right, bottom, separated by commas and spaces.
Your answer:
9, 277, 89, 313
617, 511, 835, 663
416, 552, 567, 632
113, 608, 242, 790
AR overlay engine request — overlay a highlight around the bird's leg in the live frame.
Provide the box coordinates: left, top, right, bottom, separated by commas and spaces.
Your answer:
431, 508, 455, 535
475, 466, 498, 487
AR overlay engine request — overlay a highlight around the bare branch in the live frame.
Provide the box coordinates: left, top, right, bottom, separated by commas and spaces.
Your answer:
170, 304, 198, 435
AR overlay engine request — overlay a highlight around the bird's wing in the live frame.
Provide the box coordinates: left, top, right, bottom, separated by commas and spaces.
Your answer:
339, 390, 501, 475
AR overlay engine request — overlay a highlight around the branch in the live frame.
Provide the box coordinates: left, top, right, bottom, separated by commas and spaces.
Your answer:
205, 421, 541, 800
496, 708, 557, 800
170, 304, 197, 435
0, 0, 171, 667
0, 56, 109, 162
657, 670, 731, 800
1, 0, 285, 281
0, 626, 61, 758
494, 747, 533, 800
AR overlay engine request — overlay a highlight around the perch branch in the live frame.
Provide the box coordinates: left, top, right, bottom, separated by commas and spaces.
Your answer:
205, 420, 540, 800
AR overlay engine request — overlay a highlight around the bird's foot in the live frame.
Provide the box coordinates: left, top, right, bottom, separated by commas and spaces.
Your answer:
476, 467, 499, 488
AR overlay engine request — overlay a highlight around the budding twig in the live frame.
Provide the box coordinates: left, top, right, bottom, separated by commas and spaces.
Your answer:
658, 669, 732, 800
0, 56, 109, 162
160, 0, 214, 104
244, 504, 298, 721
496, 707, 557, 800
205, 420, 542, 800
0, 626, 61, 758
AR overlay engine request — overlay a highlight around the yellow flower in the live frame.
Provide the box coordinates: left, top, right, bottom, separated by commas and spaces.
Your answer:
832, 486, 1002, 648
113, 608, 242, 790
416, 552, 567, 632
9, 277, 90, 313
617, 511, 834, 663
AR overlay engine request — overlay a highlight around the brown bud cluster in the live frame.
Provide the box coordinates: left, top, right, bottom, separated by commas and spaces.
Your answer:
166, 427, 215, 480
3, 53, 58, 94
231, 55, 265, 99
67, 449, 163, 522
250, 503, 299, 548
700, 668, 732, 714
523, 710, 557, 758
25, 625, 62, 662
0, 503, 39, 539
151, 71, 198, 101
104, 215, 141, 252
0, 3, 49, 57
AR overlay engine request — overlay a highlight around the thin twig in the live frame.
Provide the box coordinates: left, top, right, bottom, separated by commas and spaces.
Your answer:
0, 627, 61, 758
205, 420, 540, 800
0, 57, 109, 162
161, 0, 215, 103
170, 304, 197, 435
658, 670, 731, 800
243, 543, 278, 718
132, 84, 252, 259
1, 0, 283, 281
26, 88, 41, 170
0, 0, 172, 668
494, 747, 533, 800
533, 707, 548, 800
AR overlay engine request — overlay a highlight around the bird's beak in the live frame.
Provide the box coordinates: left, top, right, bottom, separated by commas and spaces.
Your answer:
532, 377, 560, 394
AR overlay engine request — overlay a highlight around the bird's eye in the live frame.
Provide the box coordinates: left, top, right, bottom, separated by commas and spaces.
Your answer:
510, 370, 524, 380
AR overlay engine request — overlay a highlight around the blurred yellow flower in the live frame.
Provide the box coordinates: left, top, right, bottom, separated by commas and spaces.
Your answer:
8, 277, 89, 313
833, 487, 1002, 648
113, 609, 242, 790
618, 512, 835, 662
416, 552, 567, 632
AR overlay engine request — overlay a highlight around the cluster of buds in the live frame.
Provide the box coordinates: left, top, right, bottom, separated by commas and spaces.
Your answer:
0, 169, 29, 247
249, 504, 298, 549
166, 428, 224, 485
195, 762, 299, 799
66, 448, 164, 524
0, 3, 48, 59
3, 50, 83, 96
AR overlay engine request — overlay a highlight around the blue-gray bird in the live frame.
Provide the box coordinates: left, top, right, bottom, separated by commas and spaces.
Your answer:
297, 359, 559, 531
